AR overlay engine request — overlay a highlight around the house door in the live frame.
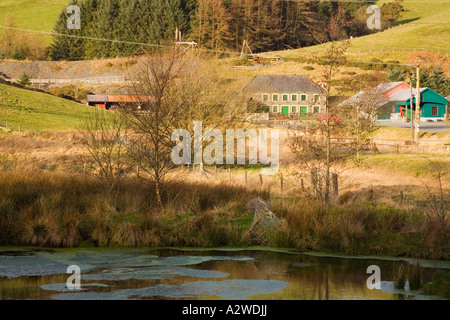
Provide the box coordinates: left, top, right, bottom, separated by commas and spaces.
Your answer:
282, 106, 289, 115
300, 106, 307, 117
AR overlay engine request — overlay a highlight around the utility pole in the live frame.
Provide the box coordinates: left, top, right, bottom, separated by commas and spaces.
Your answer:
410, 74, 414, 142
415, 65, 420, 142
356, 104, 360, 162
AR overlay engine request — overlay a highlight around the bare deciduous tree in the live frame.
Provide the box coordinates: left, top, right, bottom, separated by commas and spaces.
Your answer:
320, 3, 351, 204
124, 51, 248, 208
124, 52, 192, 208
79, 109, 134, 205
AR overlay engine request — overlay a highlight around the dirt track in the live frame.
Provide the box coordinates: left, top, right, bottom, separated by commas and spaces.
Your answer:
0, 57, 135, 80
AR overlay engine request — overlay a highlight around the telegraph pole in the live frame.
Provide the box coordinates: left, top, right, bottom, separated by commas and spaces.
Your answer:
410, 74, 414, 142
415, 65, 420, 142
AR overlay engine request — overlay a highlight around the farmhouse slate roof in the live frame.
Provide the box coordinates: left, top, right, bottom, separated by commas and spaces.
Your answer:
243, 75, 326, 94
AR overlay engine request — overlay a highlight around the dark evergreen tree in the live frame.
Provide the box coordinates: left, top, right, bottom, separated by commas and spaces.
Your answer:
50, 0, 84, 61
113, 0, 141, 55
148, 0, 187, 45
81, 0, 100, 60
387, 67, 407, 82
91, 0, 119, 58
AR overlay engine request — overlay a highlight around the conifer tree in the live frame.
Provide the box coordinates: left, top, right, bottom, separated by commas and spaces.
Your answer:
91, 0, 119, 58
81, 0, 100, 60
50, 0, 84, 61
148, 0, 187, 45
113, 0, 141, 55
190, 0, 232, 50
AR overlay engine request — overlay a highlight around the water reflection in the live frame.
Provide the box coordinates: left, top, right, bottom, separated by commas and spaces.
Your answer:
0, 247, 446, 300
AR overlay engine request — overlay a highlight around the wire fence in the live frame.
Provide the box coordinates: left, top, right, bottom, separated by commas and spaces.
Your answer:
330, 137, 450, 154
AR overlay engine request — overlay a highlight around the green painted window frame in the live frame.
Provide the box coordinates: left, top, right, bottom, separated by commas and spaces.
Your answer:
272, 94, 279, 102
301, 94, 307, 101
272, 105, 278, 113
313, 106, 320, 113
282, 94, 289, 101
292, 106, 297, 113
291, 94, 298, 102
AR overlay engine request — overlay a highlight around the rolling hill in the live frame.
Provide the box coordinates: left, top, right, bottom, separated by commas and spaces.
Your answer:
0, 0, 67, 34
0, 81, 94, 132
1, 0, 448, 59
266, 0, 450, 64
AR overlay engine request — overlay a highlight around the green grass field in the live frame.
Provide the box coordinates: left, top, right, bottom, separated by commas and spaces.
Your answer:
1, 0, 448, 59
0, 0, 67, 33
0, 83, 93, 132
267, 0, 450, 62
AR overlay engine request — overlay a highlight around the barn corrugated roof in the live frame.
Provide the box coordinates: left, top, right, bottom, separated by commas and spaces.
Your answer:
388, 88, 426, 102
243, 75, 326, 93
373, 81, 405, 92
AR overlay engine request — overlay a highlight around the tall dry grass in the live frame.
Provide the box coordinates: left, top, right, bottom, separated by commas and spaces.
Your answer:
0, 170, 447, 260
0, 171, 260, 248
268, 196, 449, 260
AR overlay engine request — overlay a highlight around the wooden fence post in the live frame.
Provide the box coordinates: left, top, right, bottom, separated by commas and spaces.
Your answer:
311, 168, 317, 196
259, 173, 263, 186
280, 173, 284, 190
332, 173, 338, 197
245, 170, 248, 185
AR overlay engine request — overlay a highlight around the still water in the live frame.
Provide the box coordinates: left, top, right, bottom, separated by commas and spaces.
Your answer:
0, 247, 448, 300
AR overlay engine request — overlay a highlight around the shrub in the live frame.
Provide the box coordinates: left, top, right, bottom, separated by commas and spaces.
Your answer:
423, 270, 450, 299
11, 46, 26, 60
18, 72, 31, 86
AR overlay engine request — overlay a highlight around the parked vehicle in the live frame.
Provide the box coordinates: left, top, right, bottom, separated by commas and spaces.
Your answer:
316, 114, 343, 122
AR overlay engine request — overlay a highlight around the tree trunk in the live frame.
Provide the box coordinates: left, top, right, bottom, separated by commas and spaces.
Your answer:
155, 178, 163, 209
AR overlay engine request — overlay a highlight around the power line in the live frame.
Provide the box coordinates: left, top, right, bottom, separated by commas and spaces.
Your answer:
0, 25, 446, 68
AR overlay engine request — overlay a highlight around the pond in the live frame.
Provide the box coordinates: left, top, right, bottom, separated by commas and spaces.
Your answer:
0, 247, 448, 300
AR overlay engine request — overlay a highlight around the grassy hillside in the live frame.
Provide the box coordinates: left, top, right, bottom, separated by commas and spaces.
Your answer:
265, 0, 450, 63
0, 0, 67, 33
0, 83, 93, 132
